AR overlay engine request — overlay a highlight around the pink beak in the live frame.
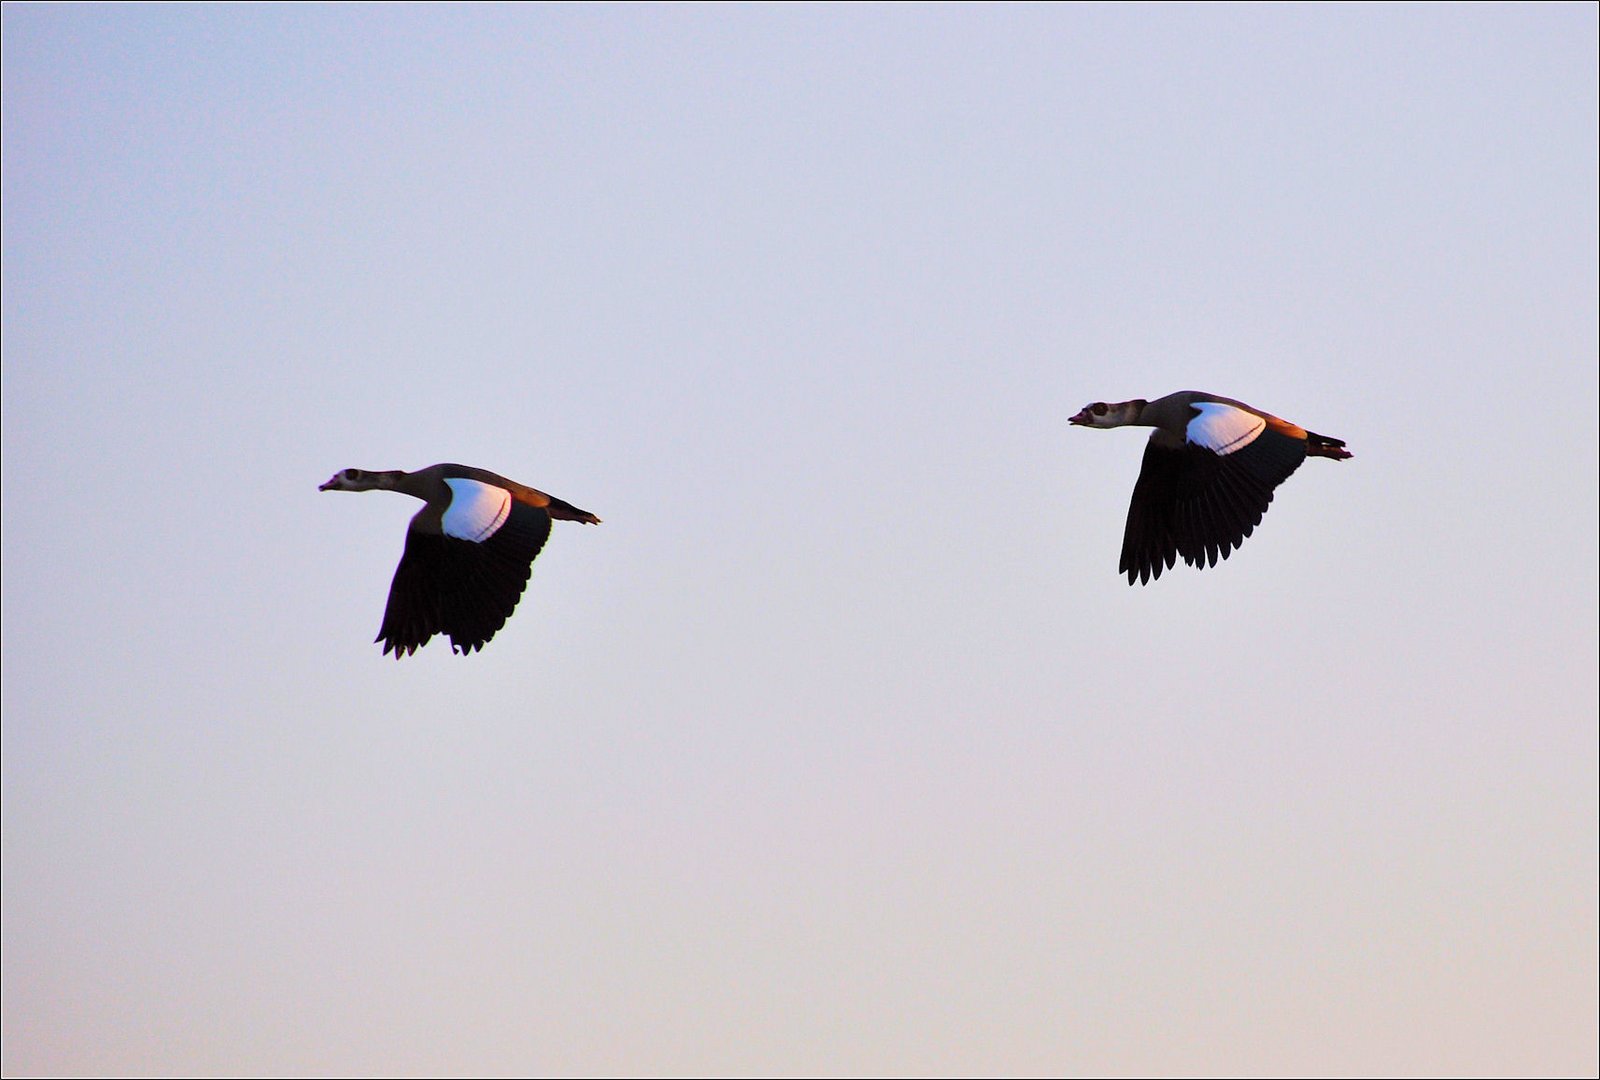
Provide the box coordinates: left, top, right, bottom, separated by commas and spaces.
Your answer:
1068, 408, 1092, 425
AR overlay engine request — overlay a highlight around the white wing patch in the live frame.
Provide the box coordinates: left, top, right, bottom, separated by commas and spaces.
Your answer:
441, 478, 512, 542
1186, 402, 1266, 456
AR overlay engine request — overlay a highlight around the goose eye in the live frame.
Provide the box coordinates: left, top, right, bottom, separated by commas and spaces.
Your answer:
1092, 403, 1108, 416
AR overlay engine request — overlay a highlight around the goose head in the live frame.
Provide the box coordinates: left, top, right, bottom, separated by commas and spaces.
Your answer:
319, 468, 392, 492
1069, 400, 1146, 428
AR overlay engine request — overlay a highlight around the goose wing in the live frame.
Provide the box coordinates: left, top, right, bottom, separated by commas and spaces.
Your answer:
1119, 403, 1308, 585
377, 495, 553, 657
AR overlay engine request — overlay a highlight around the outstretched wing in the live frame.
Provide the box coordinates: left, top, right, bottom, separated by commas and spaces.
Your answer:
1119, 403, 1308, 585
377, 497, 553, 657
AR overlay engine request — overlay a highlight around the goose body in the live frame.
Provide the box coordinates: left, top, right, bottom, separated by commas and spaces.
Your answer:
1070, 392, 1351, 585
319, 464, 600, 657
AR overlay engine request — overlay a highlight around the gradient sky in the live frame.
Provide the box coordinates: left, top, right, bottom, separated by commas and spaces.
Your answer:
3, 5, 1596, 1076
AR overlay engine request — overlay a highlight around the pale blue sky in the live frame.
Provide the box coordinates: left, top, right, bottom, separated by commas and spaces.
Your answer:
4, 5, 1596, 1075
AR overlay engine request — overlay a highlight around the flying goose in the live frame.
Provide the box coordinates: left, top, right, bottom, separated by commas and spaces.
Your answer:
319, 464, 600, 657
1070, 391, 1351, 585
